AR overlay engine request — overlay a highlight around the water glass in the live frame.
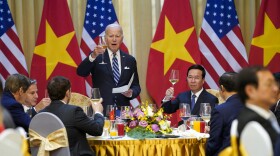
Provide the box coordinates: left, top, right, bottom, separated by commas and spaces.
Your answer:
106, 105, 115, 120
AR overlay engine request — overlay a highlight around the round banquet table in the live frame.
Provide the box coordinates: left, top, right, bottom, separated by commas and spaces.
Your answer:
87, 136, 207, 156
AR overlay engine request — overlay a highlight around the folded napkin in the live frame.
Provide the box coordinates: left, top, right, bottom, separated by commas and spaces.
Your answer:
176, 125, 209, 140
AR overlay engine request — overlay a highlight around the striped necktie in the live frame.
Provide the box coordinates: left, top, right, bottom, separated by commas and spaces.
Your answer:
112, 53, 120, 85
191, 94, 196, 111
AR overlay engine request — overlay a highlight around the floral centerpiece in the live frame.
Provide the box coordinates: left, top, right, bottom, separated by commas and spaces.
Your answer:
125, 101, 172, 139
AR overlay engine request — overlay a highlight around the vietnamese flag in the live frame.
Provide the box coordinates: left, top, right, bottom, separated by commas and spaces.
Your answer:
30, 0, 86, 99
146, 0, 201, 126
249, 0, 280, 72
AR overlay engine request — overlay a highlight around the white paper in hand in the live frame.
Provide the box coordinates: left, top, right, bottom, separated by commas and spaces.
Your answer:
112, 73, 134, 93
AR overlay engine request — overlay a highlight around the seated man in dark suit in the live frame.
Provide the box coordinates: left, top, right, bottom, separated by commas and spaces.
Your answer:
206, 72, 244, 156
40, 76, 104, 156
1, 74, 47, 132
23, 79, 51, 117
235, 66, 280, 154
162, 64, 218, 117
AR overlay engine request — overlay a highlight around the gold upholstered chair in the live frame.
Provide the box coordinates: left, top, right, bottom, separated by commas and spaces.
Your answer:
69, 92, 91, 107
206, 89, 224, 104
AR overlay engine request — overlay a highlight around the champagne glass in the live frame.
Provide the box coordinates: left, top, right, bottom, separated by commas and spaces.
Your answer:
169, 69, 179, 98
99, 35, 107, 64
179, 103, 191, 129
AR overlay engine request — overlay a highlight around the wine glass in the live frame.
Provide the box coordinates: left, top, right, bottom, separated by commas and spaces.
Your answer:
103, 117, 111, 138
91, 88, 101, 102
99, 35, 107, 64
169, 69, 179, 86
121, 106, 132, 124
169, 69, 179, 98
199, 103, 210, 117
148, 104, 157, 112
201, 105, 211, 128
179, 103, 191, 129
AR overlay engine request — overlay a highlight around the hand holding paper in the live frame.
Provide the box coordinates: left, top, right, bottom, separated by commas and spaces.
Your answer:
122, 89, 133, 97
112, 73, 134, 93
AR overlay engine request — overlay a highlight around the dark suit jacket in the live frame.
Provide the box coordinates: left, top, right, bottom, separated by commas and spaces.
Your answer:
162, 89, 218, 116
77, 50, 141, 113
237, 107, 279, 149
271, 100, 280, 126
206, 94, 244, 156
40, 100, 104, 156
1, 91, 31, 132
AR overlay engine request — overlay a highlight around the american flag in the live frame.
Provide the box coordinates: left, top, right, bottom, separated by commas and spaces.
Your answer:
199, 0, 248, 89
80, 0, 140, 107
0, 0, 28, 87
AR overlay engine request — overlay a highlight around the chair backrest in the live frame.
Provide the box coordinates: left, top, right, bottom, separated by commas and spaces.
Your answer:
240, 121, 273, 156
206, 89, 224, 104
0, 128, 24, 156
69, 92, 91, 107
29, 112, 70, 156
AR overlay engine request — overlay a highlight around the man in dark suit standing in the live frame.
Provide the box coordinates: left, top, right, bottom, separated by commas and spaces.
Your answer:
40, 76, 104, 156
206, 72, 244, 156
77, 23, 141, 115
162, 64, 218, 117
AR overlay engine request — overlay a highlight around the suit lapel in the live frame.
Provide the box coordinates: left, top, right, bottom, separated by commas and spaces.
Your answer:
103, 50, 114, 81
119, 51, 126, 82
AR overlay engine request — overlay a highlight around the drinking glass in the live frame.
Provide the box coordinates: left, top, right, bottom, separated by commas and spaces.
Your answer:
199, 103, 210, 117
120, 106, 131, 124
91, 88, 101, 101
109, 120, 118, 137
103, 117, 111, 138
148, 104, 157, 112
116, 120, 125, 137
168, 69, 179, 97
201, 105, 211, 127
179, 103, 191, 129
99, 35, 107, 64
106, 105, 115, 120
169, 69, 179, 86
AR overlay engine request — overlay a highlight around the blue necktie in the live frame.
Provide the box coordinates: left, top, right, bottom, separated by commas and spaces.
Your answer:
112, 53, 120, 85
191, 94, 196, 111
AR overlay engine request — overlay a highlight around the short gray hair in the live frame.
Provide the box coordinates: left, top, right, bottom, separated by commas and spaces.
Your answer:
105, 23, 123, 35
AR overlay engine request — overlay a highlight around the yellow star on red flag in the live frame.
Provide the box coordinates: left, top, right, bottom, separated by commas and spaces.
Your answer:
151, 16, 195, 75
34, 21, 77, 79
251, 13, 280, 66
